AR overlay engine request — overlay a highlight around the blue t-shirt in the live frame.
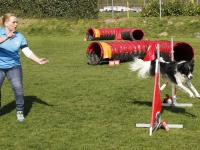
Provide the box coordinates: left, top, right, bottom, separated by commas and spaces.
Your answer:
0, 27, 28, 69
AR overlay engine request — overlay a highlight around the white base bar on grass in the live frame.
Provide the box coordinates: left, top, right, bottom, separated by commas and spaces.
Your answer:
136, 123, 183, 128
162, 103, 193, 107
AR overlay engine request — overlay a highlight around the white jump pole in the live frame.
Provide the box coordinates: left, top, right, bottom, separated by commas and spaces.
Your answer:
171, 36, 177, 104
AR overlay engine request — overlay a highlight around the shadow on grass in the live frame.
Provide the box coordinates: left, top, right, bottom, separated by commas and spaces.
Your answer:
0, 96, 52, 117
133, 100, 196, 117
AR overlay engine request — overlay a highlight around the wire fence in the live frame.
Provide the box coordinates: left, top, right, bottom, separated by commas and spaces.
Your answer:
98, 0, 199, 10
98, 2, 143, 10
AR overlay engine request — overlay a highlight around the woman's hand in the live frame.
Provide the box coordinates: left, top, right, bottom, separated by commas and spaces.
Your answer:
7, 31, 15, 38
38, 58, 49, 65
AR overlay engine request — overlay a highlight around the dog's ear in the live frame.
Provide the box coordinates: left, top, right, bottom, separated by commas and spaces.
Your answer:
177, 63, 184, 71
190, 59, 194, 66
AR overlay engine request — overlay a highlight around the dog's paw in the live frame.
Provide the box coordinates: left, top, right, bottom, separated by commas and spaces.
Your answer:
190, 94, 195, 98
196, 94, 200, 99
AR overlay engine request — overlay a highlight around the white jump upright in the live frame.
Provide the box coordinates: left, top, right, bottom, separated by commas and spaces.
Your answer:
161, 37, 193, 107
136, 42, 183, 136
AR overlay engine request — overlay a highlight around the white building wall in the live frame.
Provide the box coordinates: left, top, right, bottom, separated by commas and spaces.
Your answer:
103, 6, 129, 12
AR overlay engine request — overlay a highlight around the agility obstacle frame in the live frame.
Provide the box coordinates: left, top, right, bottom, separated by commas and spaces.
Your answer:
136, 41, 184, 136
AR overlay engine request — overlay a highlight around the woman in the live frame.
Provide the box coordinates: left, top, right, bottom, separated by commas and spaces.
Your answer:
0, 13, 49, 122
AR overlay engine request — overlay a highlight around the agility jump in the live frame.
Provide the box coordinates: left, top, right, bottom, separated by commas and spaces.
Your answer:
135, 41, 184, 136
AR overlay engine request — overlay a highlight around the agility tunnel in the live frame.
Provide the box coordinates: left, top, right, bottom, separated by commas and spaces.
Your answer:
86, 40, 148, 65
86, 28, 145, 41
86, 40, 195, 65
151, 40, 195, 61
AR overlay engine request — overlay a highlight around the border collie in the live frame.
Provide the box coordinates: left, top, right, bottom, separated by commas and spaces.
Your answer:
129, 58, 200, 99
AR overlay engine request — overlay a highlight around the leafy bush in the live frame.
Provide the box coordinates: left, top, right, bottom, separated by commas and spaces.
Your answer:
141, 0, 200, 17
0, 0, 98, 19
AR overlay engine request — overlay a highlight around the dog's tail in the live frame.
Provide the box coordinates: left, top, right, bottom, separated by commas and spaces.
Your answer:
129, 58, 151, 78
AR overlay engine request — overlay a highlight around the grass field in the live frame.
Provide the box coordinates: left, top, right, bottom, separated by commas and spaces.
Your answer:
0, 15, 200, 149
0, 35, 200, 149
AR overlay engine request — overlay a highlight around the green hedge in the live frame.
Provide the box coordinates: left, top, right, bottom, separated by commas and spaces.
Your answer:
141, 0, 200, 17
0, 0, 98, 19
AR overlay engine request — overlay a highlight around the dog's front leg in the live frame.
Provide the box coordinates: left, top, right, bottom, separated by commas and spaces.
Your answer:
177, 83, 195, 98
187, 80, 200, 99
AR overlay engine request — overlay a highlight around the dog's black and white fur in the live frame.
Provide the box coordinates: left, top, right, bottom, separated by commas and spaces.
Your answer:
130, 57, 200, 99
